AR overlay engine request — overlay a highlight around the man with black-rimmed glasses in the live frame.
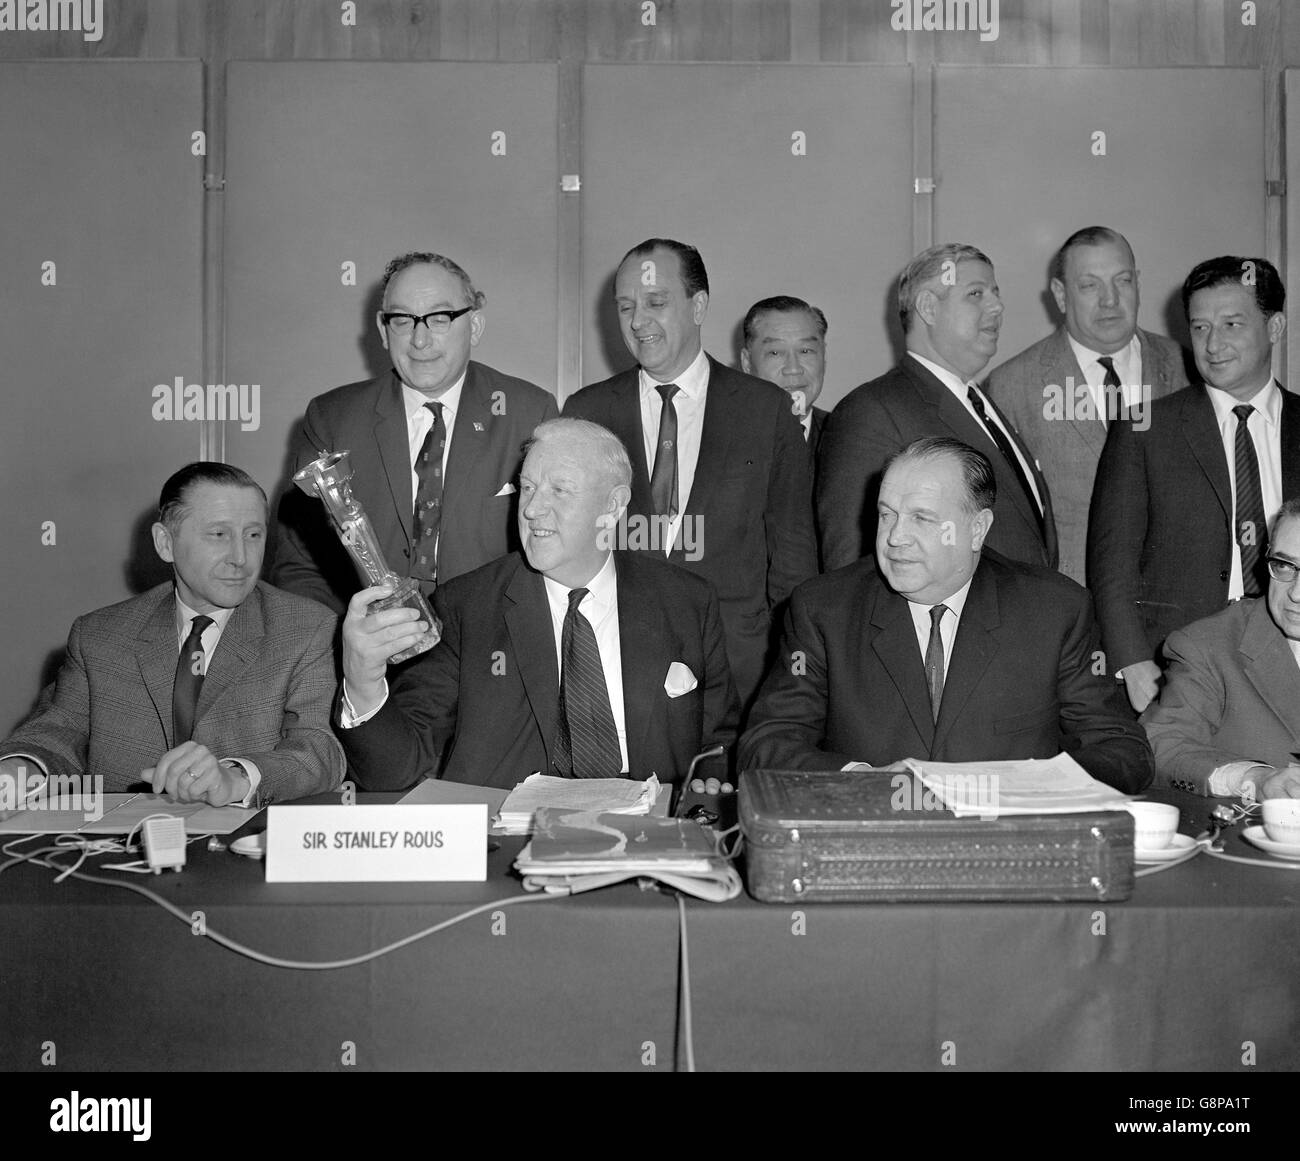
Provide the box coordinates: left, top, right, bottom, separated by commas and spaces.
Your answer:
272, 251, 557, 614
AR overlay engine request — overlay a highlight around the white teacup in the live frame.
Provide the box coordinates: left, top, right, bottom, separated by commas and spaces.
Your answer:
1124, 802, 1179, 850
1261, 798, 1300, 846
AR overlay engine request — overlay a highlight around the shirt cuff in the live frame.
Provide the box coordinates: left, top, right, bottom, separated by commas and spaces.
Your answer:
339, 679, 389, 728
1, 752, 50, 779
220, 758, 261, 807
1208, 761, 1273, 798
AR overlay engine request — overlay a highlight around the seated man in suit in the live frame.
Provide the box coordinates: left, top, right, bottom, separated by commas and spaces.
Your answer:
563, 238, 816, 717
337, 418, 739, 791
0, 463, 345, 806
1089, 256, 1298, 713
739, 295, 831, 456
1141, 498, 1300, 799
272, 250, 558, 614
741, 437, 1152, 794
986, 226, 1188, 584
817, 243, 1057, 573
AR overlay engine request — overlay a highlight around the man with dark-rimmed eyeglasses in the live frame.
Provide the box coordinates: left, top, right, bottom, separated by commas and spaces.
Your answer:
1143, 497, 1300, 798
272, 251, 557, 614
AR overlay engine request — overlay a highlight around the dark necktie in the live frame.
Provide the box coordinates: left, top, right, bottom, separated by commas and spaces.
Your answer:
966, 386, 1043, 529
1233, 404, 1267, 597
924, 604, 948, 722
552, 588, 622, 778
172, 614, 214, 744
649, 384, 680, 519
1097, 355, 1123, 425
411, 401, 445, 582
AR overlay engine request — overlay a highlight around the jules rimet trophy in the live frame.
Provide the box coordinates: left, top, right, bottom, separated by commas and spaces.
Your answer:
293, 450, 440, 663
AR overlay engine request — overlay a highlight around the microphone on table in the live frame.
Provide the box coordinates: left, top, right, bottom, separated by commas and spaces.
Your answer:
673, 744, 727, 817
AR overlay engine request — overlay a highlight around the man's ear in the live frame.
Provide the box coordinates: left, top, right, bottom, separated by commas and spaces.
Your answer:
740, 347, 752, 375
152, 521, 175, 564
375, 311, 391, 351
469, 309, 486, 348
1268, 311, 1287, 346
914, 287, 938, 328
1049, 278, 1067, 317
971, 508, 994, 552
607, 483, 632, 525
692, 291, 709, 326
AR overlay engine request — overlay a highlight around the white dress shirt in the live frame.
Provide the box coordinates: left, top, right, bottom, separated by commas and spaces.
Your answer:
908, 352, 1044, 513
1064, 331, 1143, 425
175, 595, 261, 805
639, 347, 709, 554
1206, 379, 1282, 601
541, 552, 629, 773
843, 578, 974, 770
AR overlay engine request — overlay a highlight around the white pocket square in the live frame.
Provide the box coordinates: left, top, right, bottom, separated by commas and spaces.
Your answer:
494, 482, 517, 497
664, 661, 698, 698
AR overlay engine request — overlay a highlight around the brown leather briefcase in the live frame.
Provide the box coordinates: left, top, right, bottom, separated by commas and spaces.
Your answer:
739, 770, 1135, 903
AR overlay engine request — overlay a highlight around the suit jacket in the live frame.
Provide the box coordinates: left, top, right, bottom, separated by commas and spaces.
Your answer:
1088, 383, 1300, 674
271, 361, 558, 614
807, 405, 829, 457
986, 326, 1188, 584
1141, 599, 1300, 796
739, 551, 1153, 794
1, 582, 345, 800
816, 356, 1059, 572
563, 356, 817, 710
339, 551, 740, 791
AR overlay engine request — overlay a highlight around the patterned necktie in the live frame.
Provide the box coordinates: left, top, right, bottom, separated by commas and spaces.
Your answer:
552, 588, 622, 778
966, 386, 1043, 529
1097, 356, 1123, 426
411, 400, 445, 582
649, 384, 680, 519
924, 604, 948, 722
1233, 404, 1266, 597
173, 614, 213, 744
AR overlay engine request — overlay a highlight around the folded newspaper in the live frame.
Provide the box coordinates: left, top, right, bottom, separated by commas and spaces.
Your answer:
904, 753, 1135, 818
515, 806, 742, 901
496, 774, 660, 835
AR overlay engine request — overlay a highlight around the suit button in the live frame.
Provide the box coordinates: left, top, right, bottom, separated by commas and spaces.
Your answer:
1219, 570, 1229, 582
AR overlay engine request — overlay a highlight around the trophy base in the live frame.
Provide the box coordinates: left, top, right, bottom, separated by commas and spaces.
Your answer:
370, 578, 442, 664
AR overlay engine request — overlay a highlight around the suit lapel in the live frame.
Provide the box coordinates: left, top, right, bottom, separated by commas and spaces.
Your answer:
503, 558, 560, 764
614, 555, 669, 771
133, 587, 181, 748
196, 586, 265, 724
373, 373, 415, 546
1239, 598, 1300, 740
1279, 385, 1300, 499
607, 371, 653, 518
1182, 386, 1232, 520
932, 564, 999, 753
444, 363, 494, 526
685, 357, 737, 530
1044, 329, 1107, 455
869, 584, 935, 749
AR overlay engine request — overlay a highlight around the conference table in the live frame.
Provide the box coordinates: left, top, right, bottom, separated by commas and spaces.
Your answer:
1, 788, 1296, 1072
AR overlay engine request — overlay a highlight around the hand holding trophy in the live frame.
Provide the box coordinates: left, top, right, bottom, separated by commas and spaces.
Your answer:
293, 450, 441, 663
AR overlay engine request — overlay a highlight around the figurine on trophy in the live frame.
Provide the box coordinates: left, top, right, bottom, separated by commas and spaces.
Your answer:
292, 450, 441, 663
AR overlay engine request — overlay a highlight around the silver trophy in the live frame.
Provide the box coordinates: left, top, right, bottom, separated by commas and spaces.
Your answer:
293, 450, 440, 663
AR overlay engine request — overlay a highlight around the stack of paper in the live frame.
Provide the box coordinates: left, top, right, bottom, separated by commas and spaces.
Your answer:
904, 753, 1135, 818
515, 806, 742, 901
495, 773, 660, 835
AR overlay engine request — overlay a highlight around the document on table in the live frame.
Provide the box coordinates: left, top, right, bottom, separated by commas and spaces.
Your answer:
905, 753, 1135, 817
496, 773, 661, 835
0, 793, 259, 834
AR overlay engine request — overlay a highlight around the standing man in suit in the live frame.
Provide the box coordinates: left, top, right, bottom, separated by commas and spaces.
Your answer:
817, 243, 1057, 573
1089, 256, 1299, 713
0, 463, 344, 805
986, 226, 1188, 584
740, 437, 1151, 794
739, 295, 831, 456
563, 239, 817, 715
337, 419, 738, 791
1141, 499, 1300, 799
272, 251, 558, 614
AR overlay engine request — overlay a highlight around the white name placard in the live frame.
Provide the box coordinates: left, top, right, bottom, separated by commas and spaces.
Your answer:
265, 804, 487, 882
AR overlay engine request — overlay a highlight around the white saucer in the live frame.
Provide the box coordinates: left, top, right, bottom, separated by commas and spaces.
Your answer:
230, 832, 266, 860
1243, 826, 1300, 861
1134, 833, 1197, 863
